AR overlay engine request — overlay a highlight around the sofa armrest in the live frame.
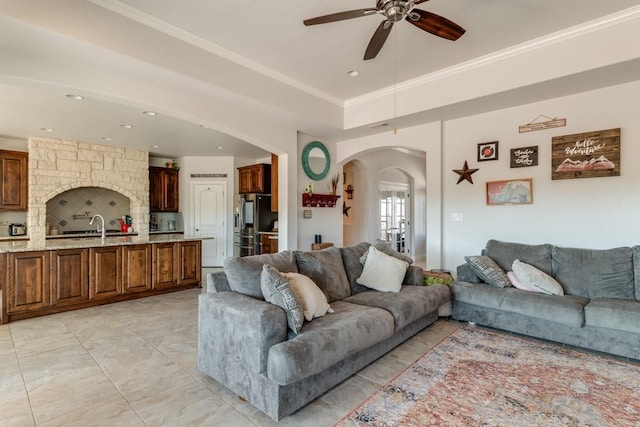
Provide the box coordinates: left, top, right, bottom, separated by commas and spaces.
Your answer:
198, 291, 287, 378
206, 271, 231, 293
403, 265, 424, 286
456, 263, 483, 283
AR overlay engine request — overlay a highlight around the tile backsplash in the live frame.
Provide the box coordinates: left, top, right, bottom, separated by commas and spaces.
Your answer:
47, 187, 131, 234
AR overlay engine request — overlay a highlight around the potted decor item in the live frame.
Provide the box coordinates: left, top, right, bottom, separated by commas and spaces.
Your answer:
330, 173, 340, 195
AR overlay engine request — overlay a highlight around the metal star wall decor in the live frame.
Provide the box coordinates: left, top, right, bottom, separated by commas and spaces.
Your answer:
343, 201, 351, 217
453, 161, 479, 184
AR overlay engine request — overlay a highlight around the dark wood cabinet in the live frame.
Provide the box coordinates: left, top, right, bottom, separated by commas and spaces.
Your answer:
6, 251, 50, 313
89, 246, 122, 300
122, 244, 152, 293
260, 234, 278, 255
238, 163, 271, 194
51, 248, 89, 307
152, 242, 178, 290
178, 240, 201, 286
149, 166, 179, 212
0, 150, 28, 211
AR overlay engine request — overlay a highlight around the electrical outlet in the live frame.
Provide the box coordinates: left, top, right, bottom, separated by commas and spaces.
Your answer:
451, 213, 464, 222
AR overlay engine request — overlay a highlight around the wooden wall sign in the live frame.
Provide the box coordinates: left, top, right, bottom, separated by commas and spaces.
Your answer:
551, 128, 620, 180
519, 115, 566, 133
510, 146, 538, 168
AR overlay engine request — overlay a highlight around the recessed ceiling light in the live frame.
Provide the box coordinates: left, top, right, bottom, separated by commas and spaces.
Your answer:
151, 145, 160, 148
347, 70, 360, 77
120, 124, 133, 129
143, 111, 157, 116
65, 93, 84, 100
41, 127, 54, 132
101, 137, 112, 141
216, 146, 224, 150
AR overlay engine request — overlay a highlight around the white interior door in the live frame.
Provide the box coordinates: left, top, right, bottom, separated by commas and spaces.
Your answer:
192, 181, 226, 267
379, 183, 411, 256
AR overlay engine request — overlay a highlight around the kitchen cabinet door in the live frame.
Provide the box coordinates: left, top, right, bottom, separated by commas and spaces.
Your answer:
51, 248, 89, 307
149, 167, 179, 212
7, 251, 50, 313
178, 240, 201, 286
89, 246, 122, 299
0, 150, 28, 211
152, 242, 178, 289
237, 164, 271, 194
122, 244, 152, 293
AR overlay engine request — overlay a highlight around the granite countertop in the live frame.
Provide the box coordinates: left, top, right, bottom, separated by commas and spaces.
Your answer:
0, 234, 212, 253
257, 231, 278, 235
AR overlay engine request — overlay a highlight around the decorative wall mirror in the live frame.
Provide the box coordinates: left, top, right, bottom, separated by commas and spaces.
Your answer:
302, 141, 330, 180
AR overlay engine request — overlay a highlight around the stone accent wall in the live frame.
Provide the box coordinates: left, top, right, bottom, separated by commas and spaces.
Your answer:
28, 137, 149, 242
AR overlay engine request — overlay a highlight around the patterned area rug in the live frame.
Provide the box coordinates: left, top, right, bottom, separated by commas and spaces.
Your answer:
336, 327, 640, 427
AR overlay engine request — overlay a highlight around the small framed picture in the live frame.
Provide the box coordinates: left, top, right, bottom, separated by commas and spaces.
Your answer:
478, 141, 499, 162
486, 178, 533, 206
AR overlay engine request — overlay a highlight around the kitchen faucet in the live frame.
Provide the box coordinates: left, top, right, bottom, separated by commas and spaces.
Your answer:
89, 214, 106, 240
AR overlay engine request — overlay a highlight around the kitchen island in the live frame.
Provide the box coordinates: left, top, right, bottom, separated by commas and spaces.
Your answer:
0, 234, 208, 324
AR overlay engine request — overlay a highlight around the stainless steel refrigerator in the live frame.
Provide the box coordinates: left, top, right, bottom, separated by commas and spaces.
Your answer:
233, 194, 278, 257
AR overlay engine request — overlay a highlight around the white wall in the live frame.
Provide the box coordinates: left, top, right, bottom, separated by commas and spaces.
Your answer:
442, 80, 640, 273
298, 133, 343, 250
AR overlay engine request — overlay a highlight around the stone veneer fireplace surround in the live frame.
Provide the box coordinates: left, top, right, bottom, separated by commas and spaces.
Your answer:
28, 137, 150, 243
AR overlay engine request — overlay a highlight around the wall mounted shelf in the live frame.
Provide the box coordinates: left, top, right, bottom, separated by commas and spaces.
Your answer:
302, 193, 340, 207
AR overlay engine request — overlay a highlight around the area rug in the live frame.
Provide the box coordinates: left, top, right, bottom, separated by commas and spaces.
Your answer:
335, 327, 640, 427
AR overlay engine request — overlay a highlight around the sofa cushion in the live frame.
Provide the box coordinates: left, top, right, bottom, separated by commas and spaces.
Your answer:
261, 265, 304, 334
451, 281, 588, 327
512, 260, 564, 295
295, 247, 351, 303
551, 246, 635, 299
224, 250, 298, 299
485, 239, 553, 275
340, 242, 371, 294
633, 246, 640, 300
464, 255, 512, 288
344, 284, 450, 332
266, 301, 395, 385
356, 246, 409, 292
281, 272, 334, 321
584, 298, 640, 334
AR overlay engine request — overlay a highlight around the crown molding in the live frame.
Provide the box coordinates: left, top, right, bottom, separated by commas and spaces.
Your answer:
345, 5, 640, 108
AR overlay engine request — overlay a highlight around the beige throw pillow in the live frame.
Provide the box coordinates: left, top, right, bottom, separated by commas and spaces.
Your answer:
356, 246, 409, 292
282, 272, 334, 321
512, 259, 564, 296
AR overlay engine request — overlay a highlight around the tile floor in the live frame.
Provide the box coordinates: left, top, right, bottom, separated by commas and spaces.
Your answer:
0, 286, 460, 427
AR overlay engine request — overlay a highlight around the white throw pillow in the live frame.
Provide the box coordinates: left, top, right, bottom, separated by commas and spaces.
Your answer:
512, 259, 564, 296
282, 272, 334, 321
507, 271, 539, 293
356, 246, 409, 292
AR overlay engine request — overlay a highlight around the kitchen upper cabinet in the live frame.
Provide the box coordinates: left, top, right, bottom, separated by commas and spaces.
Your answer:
149, 166, 179, 212
122, 244, 152, 293
0, 150, 28, 211
238, 164, 271, 194
89, 246, 122, 300
51, 248, 89, 307
6, 251, 50, 314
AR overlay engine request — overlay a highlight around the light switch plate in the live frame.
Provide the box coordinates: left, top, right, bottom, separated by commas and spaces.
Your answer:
303, 210, 312, 219
451, 213, 464, 222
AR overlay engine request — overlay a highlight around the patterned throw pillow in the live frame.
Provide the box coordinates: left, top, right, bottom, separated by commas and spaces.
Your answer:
464, 255, 512, 288
260, 264, 304, 334
512, 259, 564, 296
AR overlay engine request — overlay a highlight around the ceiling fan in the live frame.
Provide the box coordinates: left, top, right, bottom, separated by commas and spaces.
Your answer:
303, 0, 465, 60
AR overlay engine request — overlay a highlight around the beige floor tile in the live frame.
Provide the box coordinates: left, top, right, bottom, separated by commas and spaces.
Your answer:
38, 399, 144, 427
320, 374, 382, 413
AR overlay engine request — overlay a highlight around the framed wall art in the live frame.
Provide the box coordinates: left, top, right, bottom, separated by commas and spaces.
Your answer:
478, 141, 499, 161
551, 128, 620, 180
486, 178, 533, 206
510, 146, 538, 168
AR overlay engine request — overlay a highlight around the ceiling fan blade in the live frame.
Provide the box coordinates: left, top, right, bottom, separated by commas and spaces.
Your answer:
413, 0, 430, 4
406, 9, 465, 41
364, 21, 393, 60
303, 8, 377, 26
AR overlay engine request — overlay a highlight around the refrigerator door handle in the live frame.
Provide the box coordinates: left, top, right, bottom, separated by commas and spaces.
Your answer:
240, 198, 246, 230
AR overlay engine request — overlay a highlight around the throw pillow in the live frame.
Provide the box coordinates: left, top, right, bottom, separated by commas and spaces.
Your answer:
260, 264, 304, 334
512, 259, 564, 296
356, 246, 409, 292
507, 271, 539, 293
282, 272, 334, 321
464, 255, 512, 288
359, 239, 414, 266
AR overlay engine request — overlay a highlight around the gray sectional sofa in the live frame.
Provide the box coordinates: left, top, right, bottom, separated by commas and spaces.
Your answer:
197, 242, 450, 421
451, 239, 640, 360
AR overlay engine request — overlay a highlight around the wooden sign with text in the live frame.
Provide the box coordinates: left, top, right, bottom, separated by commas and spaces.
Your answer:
510, 146, 538, 168
551, 128, 620, 180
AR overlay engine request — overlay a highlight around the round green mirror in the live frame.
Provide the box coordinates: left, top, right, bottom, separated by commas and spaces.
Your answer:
302, 141, 330, 181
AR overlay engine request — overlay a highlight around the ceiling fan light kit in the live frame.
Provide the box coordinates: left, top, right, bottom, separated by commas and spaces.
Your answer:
303, 0, 465, 60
